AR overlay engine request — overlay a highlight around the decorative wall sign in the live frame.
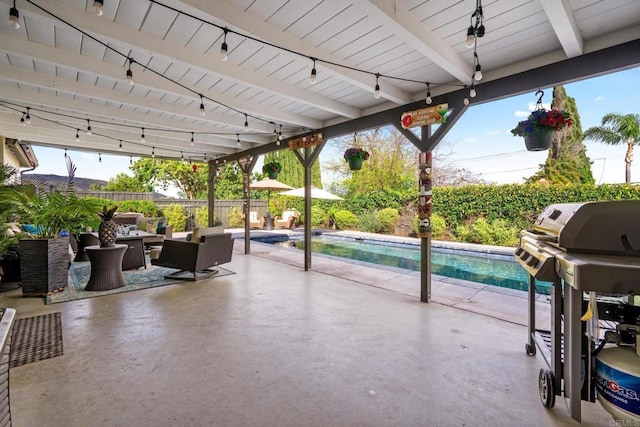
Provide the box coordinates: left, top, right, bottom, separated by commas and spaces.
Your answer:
417, 152, 433, 238
288, 133, 323, 150
401, 104, 449, 129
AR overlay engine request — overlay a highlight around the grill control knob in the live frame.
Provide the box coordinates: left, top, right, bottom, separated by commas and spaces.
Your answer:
527, 257, 539, 267
519, 251, 530, 260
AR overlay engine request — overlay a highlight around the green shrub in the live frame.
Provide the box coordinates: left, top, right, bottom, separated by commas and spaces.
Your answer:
116, 199, 158, 217
163, 204, 187, 232
454, 217, 518, 246
358, 211, 379, 232
334, 209, 358, 230
194, 205, 221, 227
310, 205, 327, 228
228, 206, 244, 228
376, 208, 399, 234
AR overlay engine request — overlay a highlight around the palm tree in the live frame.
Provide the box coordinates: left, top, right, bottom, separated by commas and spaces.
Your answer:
584, 113, 640, 183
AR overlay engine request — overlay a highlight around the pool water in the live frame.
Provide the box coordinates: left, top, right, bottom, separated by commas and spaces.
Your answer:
274, 235, 551, 294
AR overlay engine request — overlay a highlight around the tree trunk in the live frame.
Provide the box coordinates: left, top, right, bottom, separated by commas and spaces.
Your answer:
625, 141, 634, 183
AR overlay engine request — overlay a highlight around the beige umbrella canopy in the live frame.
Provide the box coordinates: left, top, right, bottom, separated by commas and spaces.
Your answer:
249, 178, 294, 209
279, 186, 344, 200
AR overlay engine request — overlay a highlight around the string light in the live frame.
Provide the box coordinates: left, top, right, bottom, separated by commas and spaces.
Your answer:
92, 0, 104, 16
465, 0, 485, 48
203, 153, 207, 161
64, 149, 67, 158
151, 147, 155, 158
86, 119, 92, 135
469, 84, 477, 98
20, 114, 25, 126
463, 94, 470, 106
199, 94, 206, 116
190, 132, 195, 146
220, 28, 228, 61
24, 108, 31, 124
310, 58, 317, 84
236, 134, 241, 147
118, 140, 123, 151
373, 73, 381, 99
474, 52, 483, 81
129, 155, 133, 165
141, 128, 145, 143
425, 82, 432, 105
244, 114, 249, 132
126, 58, 133, 85
98, 152, 102, 163
180, 151, 184, 162
278, 124, 283, 143
75, 129, 80, 142
8, 1, 20, 29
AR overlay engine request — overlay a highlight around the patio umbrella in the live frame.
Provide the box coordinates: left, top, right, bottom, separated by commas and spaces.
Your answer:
249, 178, 294, 209
279, 186, 344, 200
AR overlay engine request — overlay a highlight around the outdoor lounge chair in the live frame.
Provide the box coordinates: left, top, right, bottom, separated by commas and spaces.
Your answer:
274, 209, 299, 229
248, 211, 264, 229
150, 233, 234, 281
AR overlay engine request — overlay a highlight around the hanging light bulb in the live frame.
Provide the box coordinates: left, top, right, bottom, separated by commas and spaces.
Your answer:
98, 153, 102, 163
118, 140, 123, 151
141, 128, 145, 143
310, 58, 317, 84
25, 108, 31, 124
8, 2, 20, 29
463, 95, 470, 106
20, 114, 25, 126
180, 151, 185, 162
470, 85, 477, 98
130, 156, 133, 165
151, 147, 155, 158
244, 114, 249, 132
126, 58, 133, 85
75, 129, 80, 142
236, 134, 241, 147
86, 120, 92, 135
92, 0, 104, 16
220, 28, 228, 61
465, 0, 485, 48
474, 52, 483, 81
425, 83, 432, 105
190, 132, 195, 147
64, 149, 68, 158
373, 74, 381, 99
199, 95, 206, 116
465, 26, 475, 48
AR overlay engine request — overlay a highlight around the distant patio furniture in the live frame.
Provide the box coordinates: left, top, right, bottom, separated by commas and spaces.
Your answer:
248, 211, 264, 229
150, 233, 234, 281
140, 217, 173, 248
113, 212, 144, 226
84, 244, 127, 291
274, 209, 299, 229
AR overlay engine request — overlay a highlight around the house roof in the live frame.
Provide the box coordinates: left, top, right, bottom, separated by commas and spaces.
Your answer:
0, 0, 639, 162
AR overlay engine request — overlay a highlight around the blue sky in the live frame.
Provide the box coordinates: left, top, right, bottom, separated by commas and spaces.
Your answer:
29, 66, 640, 195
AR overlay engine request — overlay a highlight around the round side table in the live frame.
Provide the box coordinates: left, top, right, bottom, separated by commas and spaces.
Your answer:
84, 244, 127, 291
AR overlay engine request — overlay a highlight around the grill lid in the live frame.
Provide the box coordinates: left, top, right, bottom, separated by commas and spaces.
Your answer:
533, 200, 640, 255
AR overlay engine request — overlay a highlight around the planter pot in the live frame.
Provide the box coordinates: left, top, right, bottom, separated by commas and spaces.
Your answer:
348, 157, 363, 171
19, 237, 70, 297
268, 171, 279, 179
524, 132, 553, 151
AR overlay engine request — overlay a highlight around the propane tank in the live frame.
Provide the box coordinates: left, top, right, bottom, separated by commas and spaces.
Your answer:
595, 344, 640, 423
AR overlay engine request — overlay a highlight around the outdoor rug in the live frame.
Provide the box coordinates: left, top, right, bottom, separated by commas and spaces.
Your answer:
10, 312, 63, 368
46, 256, 235, 304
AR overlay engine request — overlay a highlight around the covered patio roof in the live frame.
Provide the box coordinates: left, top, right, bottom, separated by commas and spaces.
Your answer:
0, 0, 638, 160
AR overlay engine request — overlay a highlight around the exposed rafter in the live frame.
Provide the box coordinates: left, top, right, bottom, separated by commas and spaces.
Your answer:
540, 0, 583, 58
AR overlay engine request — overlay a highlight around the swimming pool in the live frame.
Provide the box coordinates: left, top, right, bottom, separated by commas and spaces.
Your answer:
266, 234, 550, 294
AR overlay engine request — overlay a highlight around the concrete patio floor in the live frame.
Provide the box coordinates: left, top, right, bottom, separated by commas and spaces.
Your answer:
1, 236, 613, 426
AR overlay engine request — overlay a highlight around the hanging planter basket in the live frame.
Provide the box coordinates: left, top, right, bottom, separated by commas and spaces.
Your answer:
348, 157, 363, 171
524, 132, 553, 151
268, 171, 279, 179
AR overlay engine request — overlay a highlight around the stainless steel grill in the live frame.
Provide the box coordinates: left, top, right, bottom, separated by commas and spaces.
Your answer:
516, 200, 640, 423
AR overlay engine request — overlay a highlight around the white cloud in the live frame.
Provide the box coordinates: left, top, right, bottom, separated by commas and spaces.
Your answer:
462, 136, 477, 144
486, 130, 502, 135
515, 101, 551, 117
515, 110, 530, 118
594, 95, 606, 102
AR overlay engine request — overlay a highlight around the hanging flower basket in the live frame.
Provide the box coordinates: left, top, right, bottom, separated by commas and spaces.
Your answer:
262, 161, 282, 179
344, 148, 369, 171
511, 108, 572, 152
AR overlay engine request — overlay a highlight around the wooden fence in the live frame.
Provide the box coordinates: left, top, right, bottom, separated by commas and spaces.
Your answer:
79, 191, 267, 229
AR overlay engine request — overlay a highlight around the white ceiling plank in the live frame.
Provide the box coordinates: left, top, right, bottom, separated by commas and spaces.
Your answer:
181, 0, 412, 104
540, 0, 584, 57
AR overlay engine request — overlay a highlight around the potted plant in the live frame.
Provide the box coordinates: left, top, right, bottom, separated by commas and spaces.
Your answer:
262, 161, 282, 179
511, 108, 573, 151
343, 148, 370, 170
4, 158, 102, 296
